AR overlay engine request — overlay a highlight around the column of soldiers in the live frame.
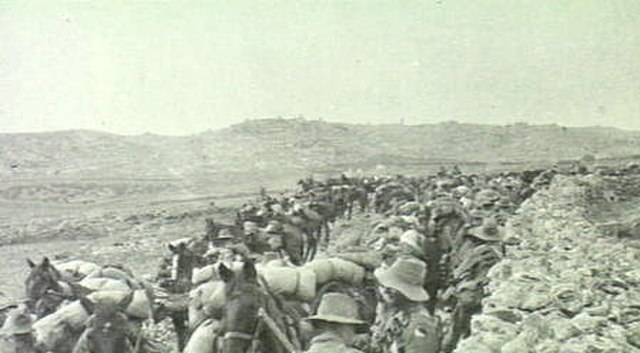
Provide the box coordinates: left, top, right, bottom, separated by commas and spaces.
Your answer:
305, 167, 528, 353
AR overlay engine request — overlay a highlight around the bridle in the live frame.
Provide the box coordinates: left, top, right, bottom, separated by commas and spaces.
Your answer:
221, 276, 299, 353
223, 317, 265, 353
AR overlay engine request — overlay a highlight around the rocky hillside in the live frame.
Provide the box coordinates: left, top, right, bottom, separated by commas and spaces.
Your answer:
2, 119, 640, 179
454, 174, 640, 352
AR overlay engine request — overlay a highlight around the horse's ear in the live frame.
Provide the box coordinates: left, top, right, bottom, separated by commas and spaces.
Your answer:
27, 258, 36, 269
218, 263, 234, 283
117, 291, 134, 312
168, 244, 176, 252
42, 257, 51, 268
242, 261, 257, 281
79, 297, 95, 314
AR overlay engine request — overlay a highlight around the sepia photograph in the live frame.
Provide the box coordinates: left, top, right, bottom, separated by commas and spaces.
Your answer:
1, 1, 639, 352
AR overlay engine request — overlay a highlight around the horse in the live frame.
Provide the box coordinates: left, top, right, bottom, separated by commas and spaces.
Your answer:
72, 292, 136, 353
155, 241, 199, 351
217, 261, 304, 353
25, 257, 62, 309
305, 200, 337, 247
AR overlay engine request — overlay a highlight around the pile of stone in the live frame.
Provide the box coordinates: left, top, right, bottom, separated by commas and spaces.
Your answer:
454, 175, 640, 353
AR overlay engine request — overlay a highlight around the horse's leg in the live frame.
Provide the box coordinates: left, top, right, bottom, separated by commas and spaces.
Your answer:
306, 227, 319, 261
309, 228, 318, 261
172, 309, 189, 352
323, 220, 331, 244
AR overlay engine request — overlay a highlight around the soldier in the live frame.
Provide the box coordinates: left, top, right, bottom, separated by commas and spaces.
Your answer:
304, 293, 367, 353
442, 217, 504, 353
0, 304, 37, 353
243, 221, 271, 254
370, 258, 442, 353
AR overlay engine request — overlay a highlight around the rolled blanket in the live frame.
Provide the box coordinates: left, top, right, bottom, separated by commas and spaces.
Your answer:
34, 301, 89, 352
85, 266, 142, 289
87, 289, 151, 319
302, 258, 365, 286
79, 277, 132, 293
257, 267, 317, 302
334, 250, 383, 270
52, 260, 102, 282
192, 265, 219, 286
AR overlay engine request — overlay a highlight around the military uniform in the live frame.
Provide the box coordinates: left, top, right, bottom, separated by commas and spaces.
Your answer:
304, 332, 364, 353
371, 258, 442, 353
370, 305, 442, 353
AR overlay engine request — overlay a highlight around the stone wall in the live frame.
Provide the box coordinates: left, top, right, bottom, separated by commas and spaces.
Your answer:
454, 175, 640, 353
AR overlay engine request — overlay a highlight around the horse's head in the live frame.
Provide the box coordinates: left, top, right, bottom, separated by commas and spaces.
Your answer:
25, 257, 61, 306
168, 242, 196, 290
78, 292, 133, 353
218, 261, 267, 353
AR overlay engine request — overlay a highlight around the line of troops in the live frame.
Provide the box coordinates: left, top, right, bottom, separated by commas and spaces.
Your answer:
181, 168, 532, 353
293, 170, 526, 353
7, 161, 634, 353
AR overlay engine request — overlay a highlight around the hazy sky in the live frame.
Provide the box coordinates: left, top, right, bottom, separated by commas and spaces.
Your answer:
1, 0, 639, 135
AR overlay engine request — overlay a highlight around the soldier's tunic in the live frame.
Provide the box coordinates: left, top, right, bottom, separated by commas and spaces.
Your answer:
370, 305, 441, 353
304, 332, 364, 353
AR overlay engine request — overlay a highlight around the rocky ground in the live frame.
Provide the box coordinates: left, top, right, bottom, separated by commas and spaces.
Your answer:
455, 174, 640, 353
